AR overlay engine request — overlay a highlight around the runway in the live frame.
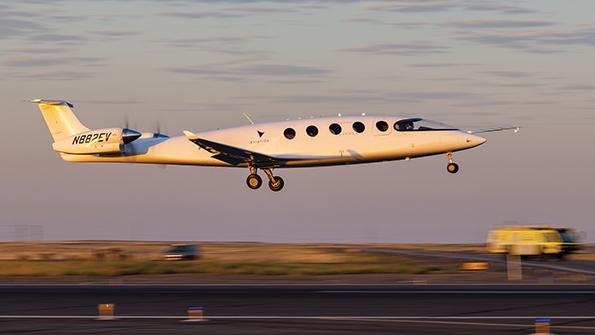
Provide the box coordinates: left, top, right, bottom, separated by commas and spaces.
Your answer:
1, 284, 595, 334
363, 248, 595, 275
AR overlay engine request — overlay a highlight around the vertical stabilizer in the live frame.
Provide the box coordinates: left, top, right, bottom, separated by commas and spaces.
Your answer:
32, 99, 89, 141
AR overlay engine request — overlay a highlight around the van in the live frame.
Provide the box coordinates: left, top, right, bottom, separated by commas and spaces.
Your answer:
487, 227, 564, 257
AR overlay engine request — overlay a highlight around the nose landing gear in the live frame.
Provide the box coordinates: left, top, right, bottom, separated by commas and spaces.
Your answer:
245, 167, 285, 191
446, 152, 459, 174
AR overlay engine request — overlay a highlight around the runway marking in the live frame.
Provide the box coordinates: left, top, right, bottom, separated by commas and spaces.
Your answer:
3, 315, 594, 330
320, 290, 595, 294
0, 315, 594, 320
355, 318, 595, 331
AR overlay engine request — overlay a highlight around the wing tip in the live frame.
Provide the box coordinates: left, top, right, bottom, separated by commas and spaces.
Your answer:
183, 130, 199, 140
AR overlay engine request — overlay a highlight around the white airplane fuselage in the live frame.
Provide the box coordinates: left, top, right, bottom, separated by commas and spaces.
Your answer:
60, 115, 486, 168
34, 99, 496, 191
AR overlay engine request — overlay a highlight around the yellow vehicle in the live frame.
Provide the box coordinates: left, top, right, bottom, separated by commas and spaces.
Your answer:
487, 227, 565, 257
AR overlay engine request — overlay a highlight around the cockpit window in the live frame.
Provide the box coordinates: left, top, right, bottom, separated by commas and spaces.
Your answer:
394, 118, 457, 132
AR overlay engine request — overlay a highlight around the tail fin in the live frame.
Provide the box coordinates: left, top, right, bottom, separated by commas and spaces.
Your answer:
32, 99, 89, 141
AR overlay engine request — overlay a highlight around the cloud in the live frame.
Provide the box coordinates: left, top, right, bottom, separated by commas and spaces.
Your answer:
167, 64, 332, 78
162, 11, 246, 19
340, 42, 448, 55
362, 1, 457, 13
444, 19, 557, 29
463, 4, 538, 15
223, 5, 299, 14
90, 30, 140, 37
28, 33, 87, 45
13, 71, 95, 81
0, 18, 45, 39
481, 70, 534, 78
559, 84, 595, 91
408, 62, 479, 68
73, 99, 143, 105
167, 34, 270, 50
237, 89, 478, 105
361, 1, 538, 15
454, 26, 595, 51
4, 46, 67, 54
4, 56, 104, 67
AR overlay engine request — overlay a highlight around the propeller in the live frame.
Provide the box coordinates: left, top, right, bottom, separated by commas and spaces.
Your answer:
122, 116, 141, 155
152, 120, 169, 139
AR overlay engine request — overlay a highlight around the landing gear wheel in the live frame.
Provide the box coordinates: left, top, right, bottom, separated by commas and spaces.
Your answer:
246, 174, 262, 189
268, 176, 284, 192
447, 162, 459, 174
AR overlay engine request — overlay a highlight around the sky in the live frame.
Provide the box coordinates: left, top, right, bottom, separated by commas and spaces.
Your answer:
0, 0, 594, 242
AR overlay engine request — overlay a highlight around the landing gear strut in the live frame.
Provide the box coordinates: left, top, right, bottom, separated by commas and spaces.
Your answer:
263, 168, 284, 192
446, 152, 459, 174
245, 167, 284, 191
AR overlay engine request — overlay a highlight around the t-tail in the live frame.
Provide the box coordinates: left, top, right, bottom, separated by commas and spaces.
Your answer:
32, 99, 89, 141
32, 99, 141, 156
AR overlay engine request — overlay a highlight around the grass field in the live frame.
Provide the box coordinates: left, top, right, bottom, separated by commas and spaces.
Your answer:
0, 242, 440, 277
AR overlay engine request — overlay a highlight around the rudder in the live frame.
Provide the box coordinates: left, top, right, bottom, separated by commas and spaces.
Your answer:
32, 99, 89, 141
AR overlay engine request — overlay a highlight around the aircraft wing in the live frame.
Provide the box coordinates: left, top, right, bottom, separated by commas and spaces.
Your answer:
183, 131, 283, 167
466, 126, 519, 134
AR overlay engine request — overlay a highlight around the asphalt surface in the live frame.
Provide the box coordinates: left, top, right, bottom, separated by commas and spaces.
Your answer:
363, 248, 595, 275
1, 284, 595, 334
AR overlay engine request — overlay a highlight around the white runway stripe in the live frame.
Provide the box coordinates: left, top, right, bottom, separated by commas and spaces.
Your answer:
320, 290, 595, 294
0, 315, 594, 319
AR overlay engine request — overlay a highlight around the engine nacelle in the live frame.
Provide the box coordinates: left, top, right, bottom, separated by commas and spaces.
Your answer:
52, 127, 141, 154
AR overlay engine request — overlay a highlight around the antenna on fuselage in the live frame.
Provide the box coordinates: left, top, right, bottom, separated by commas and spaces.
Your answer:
242, 113, 255, 125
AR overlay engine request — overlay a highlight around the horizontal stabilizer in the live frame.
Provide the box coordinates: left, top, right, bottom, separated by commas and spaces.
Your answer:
31, 99, 74, 108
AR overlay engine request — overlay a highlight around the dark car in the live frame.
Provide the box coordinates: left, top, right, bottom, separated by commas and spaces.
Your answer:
163, 244, 200, 261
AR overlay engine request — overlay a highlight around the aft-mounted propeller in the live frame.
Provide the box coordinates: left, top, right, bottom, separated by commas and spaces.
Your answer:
152, 121, 169, 139
121, 116, 142, 155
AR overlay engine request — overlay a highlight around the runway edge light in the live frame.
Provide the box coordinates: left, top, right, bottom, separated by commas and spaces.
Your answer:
97, 303, 115, 321
533, 317, 552, 335
182, 306, 208, 323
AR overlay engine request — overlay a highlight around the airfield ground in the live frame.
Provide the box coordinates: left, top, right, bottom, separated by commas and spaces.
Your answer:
2, 242, 595, 334
0, 241, 593, 284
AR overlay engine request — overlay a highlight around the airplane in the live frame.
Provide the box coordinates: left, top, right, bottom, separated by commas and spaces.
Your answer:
32, 99, 517, 192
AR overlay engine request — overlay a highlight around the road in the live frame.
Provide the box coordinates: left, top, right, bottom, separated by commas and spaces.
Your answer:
1, 284, 595, 334
363, 248, 595, 275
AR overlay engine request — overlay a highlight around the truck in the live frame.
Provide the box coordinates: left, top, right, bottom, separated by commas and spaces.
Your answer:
487, 226, 581, 258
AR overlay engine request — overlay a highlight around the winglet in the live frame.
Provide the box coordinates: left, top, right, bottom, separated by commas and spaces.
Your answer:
183, 130, 199, 140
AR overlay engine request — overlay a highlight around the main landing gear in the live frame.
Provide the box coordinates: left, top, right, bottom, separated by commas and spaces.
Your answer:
246, 167, 284, 192
446, 152, 459, 174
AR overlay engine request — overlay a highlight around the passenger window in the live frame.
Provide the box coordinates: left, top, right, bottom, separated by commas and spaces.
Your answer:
306, 125, 318, 137
329, 123, 342, 135
352, 121, 365, 133
376, 121, 388, 132
284, 128, 296, 140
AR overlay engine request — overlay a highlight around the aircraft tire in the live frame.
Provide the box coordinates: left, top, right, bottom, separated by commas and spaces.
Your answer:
246, 174, 262, 189
447, 162, 459, 174
268, 176, 284, 192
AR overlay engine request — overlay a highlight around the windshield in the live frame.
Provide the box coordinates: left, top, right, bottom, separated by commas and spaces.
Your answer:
394, 118, 457, 131
168, 245, 193, 253
558, 230, 577, 243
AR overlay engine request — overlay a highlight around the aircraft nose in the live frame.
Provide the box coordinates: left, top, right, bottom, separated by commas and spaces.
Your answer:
465, 134, 487, 147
